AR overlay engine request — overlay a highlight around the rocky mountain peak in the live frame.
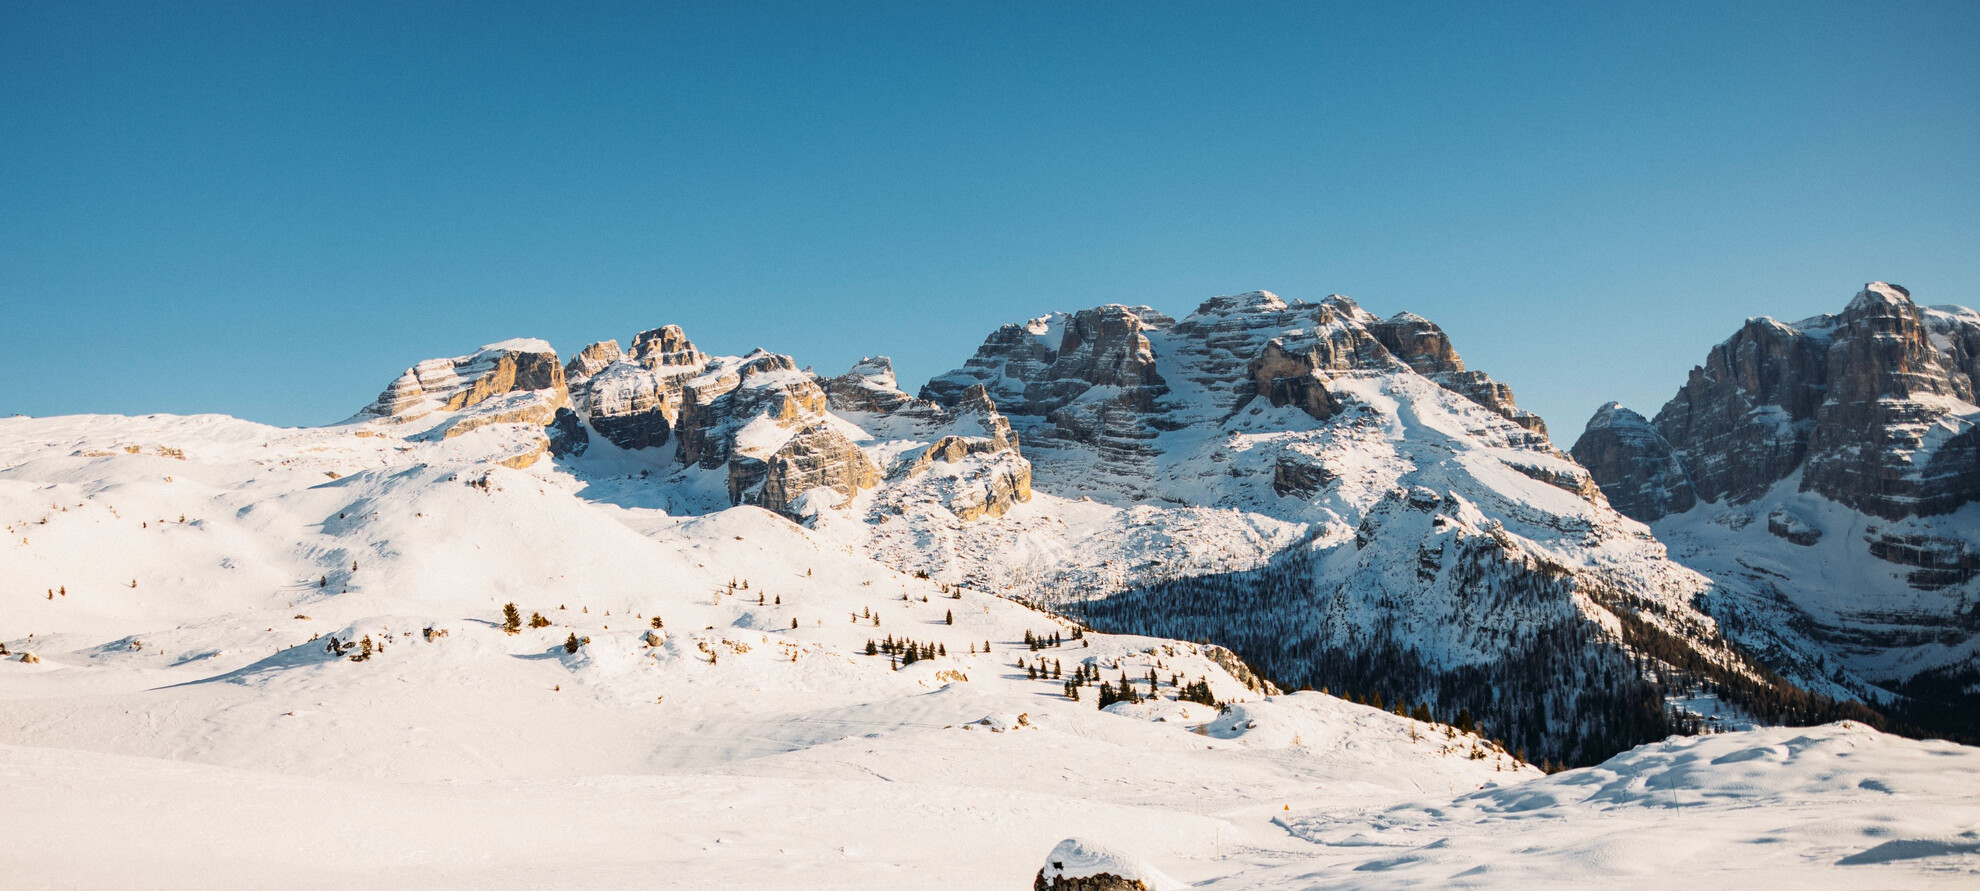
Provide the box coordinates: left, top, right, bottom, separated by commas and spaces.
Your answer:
1568, 402, 1694, 522
1190, 290, 1288, 316
629, 324, 706, 369
1847, 280, 1914, 314
563, 340, 624, 386
1583, 282, 1977, 523
360, 339, 567, 420
821, 356, 921, 415
352, 339, 574, 467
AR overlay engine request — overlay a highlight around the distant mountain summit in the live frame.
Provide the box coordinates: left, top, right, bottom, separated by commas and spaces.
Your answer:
1573, 283, 1980, 739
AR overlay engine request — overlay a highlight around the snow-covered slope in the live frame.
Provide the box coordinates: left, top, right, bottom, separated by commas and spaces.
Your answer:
1222, 720, 1980, 890
2, 295, 1973, 887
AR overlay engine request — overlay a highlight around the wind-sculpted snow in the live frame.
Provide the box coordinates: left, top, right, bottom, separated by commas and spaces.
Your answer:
1239, 721, 1980, 890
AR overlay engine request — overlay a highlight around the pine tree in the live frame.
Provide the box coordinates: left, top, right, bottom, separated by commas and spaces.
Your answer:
650, 616, 664, 629
501, 603, 521, 635
866, 639, 878, 656
529, 611, 550, 628
944, 609, 954, 625
564, 633, 582, 654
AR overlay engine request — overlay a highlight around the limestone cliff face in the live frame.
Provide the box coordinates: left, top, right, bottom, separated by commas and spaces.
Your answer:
351, 339, 576, 469
629, 325, 706, 370
925, 290, 1558, 495
670, 350, 885, 515
1801, 285, 1980, 519
576, 326, 711, 452
360, 339, 569, 425
1367, 312, 1548, 435
1570, 283, 1980, 725
1569, 403, 1695, 522
1577, 283, 1980, 523
747, 424, 881, 512
891, 386, 1033, 520
563, 340, 623, 388
820, 357, 922, 415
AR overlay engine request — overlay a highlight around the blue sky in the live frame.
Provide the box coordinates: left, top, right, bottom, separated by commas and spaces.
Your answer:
4, 1, 1976, 434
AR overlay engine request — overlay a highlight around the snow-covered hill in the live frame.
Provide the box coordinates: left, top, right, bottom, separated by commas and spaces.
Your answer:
3, 287, 1971, 887
0, 408, 1528, 888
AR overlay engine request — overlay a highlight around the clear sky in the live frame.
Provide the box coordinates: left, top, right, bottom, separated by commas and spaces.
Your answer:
4, 1, 1976, 436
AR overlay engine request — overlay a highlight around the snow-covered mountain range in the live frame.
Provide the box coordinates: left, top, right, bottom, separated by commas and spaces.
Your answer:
1573, 282, 1980, 742
3, 284, 1974, 887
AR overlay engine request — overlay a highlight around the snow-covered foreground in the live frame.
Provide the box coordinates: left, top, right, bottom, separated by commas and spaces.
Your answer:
1, 412, 1975, 888
1239, 722, 1980, 889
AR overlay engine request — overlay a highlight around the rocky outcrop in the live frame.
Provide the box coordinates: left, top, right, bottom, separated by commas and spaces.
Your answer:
1765, 507, 1820, 545
1802, 284, 1980, 519
563, 340, 622, 388
666, 350, 883, 514
676, 351, 828, 469
1865, 531, 1979, 590
1202, 644, 1279, 694
629, 325, 706, 369
359, 339, 570, 424
882, 386, 1033, 520
1248, 339, 1340, 421
921, 305, 1173, 418
1569, 403, 1695, 522
821, 357, 921, 414
919, 319, 1061, 412
927, 291, 1556, 496
1570, 283, 1980, 738
1368, 312, 1549, 434
1048, 305, 1170, 402
748, 423, 881, 513
1034, 839, 1178, 891
546, 407, 588, 458
1271, 451, 1334, 498
578, 327, 711, 452
1577, 283, 1980, 522
354, 340, 574, 446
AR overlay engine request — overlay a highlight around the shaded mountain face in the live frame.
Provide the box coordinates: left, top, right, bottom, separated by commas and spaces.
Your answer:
1572, 283, 1980, 738
344, 290, 1869, 764
1580, 283, 1980, 524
